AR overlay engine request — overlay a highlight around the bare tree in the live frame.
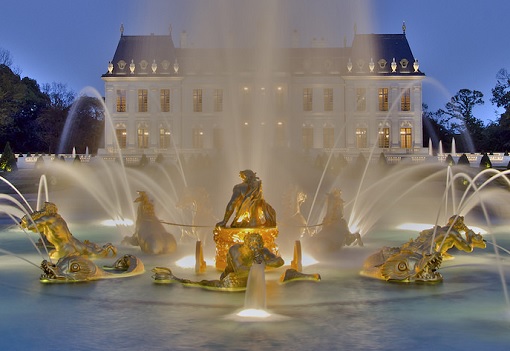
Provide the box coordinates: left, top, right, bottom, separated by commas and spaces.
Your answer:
0, 47, 13, 67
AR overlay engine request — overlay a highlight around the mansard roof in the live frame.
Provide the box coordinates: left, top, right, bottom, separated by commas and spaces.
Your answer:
102, 31, 423, 77
347, 33, 423, 76
104, 34, 177, 76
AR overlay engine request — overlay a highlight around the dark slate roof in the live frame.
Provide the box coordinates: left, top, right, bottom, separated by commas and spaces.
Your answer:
102, 32, 423, 77
103, 34, 177, 76
348, 34, 423, 75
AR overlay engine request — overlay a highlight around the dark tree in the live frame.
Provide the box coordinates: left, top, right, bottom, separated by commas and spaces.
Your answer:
479, 153, 492, 169
457, 153, 470, 166
0, 64, 49, 152
57, 95, 105, 154
0, 141, 17, 171
485, 68, 510, 151
36, 83, 76, 154
439, 89, 485, 152
422, 103, 453, 152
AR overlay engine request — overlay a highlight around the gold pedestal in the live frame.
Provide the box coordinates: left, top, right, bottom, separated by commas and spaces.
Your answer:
213, 226, 279, 270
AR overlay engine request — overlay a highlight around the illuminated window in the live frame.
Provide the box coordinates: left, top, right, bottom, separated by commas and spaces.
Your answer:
400, 127, 412, 148
214, 89, 223, 112
378, 127, 390, 148
137, 125, 149, 148
275, 122, 285, 147
192, 127, 204, 148
138, 89, 148, 112
378, 88, 388, 111
241, 87, 251, 113
356, 128, 367, 148
115, 128, 127, 148
160, 89, 170, 112
116, 90, 126, 112
193, 89, 202, 112
159, 128, 171, 149
275, 87, 284, 112
323, 126, 334, 148
324, 88, 333, 111
303, 88, 313, 112
356, 88, 366, 112
302, 125, 313, 149
401, 88, 411, 111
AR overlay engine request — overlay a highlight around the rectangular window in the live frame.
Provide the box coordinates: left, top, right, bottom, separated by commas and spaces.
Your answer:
116, 90, 126, 112
378, 128, 390, 148
214, 89, 223, 112
356, 128, 367, 148
400, 127, 412, 148
356, 88, 366, 112
160, 89, 170, 112
324, 88, 333, 111
116, 128, 127, 148
193, 89, 203, 112
323, 127, 334, 148
378, 88, 388, 111
302, 126, 313, 149
137, 127, 149, 148
138, 89, 148, 112
192, 128, 203, 148
303, 88, 313, 112
401, 88, 411, 111
275, 87, 284, 112
159, 128, 171, 149
241, 87, 251, 113
275, 122, 285, 147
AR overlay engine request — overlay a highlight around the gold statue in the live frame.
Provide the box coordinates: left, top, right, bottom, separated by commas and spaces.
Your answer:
361, 215, 486, 283
216, 170, 276, 228
40, 254, 145, 283
214, 170, 279, 270
122, 191, 177, 254
20, 202, 116, 260
153, 233, 284, 291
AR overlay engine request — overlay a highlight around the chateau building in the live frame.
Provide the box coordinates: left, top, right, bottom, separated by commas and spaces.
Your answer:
100, 24, 425, 159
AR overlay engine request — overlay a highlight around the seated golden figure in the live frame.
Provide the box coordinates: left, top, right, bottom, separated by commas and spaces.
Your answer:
214, 170, 279, 270
153, 233, 284, 291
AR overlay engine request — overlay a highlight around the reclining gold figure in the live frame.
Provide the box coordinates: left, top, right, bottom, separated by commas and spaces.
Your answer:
21, 202, 116, 260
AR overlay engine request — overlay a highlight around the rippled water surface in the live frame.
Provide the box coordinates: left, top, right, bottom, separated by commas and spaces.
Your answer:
1, 222, 510, 351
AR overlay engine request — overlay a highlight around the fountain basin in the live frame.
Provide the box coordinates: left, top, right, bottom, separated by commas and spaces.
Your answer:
1, 223, 510, 350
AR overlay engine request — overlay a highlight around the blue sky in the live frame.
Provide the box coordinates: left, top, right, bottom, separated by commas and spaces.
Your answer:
1, 0, 509, 123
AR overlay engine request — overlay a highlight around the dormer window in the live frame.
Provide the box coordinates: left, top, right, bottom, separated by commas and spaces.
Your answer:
118, 60, 126, 70
378, 59, 387, 69
139, 60, 148, 71
161, 60, 170, 71
356, 59, 365, 71
400, 59, 409, 69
